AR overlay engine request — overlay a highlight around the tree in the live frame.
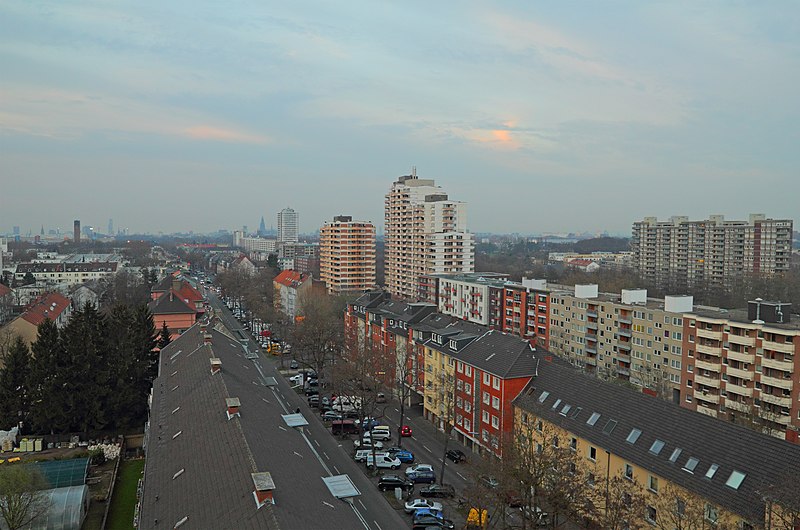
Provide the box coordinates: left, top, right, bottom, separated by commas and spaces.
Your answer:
158, 321, 171, 350
652, 482, 731, 530
291, 293, 343, 380
22, 272, 36, 286
763, 475, 800, 530
0, 465, 49, 530
589, 472, 648, 530
28, 319, 65, 433
0, 336, 31, 431
393, 338, 415, 448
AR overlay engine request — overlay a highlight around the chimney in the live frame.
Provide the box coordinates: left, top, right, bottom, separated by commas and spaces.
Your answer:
200, 323, 207, 333
210, 358, 222, 374
173, 279, 182, 292
251, 472, 275, 507
204, 332, 212, 345
226, 397, 241, 419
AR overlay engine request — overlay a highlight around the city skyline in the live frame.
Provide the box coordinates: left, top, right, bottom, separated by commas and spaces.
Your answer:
2, 2, 799, 234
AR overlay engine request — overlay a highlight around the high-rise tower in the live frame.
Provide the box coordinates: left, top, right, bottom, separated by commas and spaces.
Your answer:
277, 208, 299, 243
73, 220, 81, 244
384, 169, 474, 299
320, 216, 376, 294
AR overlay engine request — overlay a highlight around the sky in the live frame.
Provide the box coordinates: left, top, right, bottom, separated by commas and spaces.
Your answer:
1, 1, 799, 237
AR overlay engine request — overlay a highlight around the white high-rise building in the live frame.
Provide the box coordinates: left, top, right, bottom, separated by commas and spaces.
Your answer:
384, 170, 474, 299
277, 207, 299, 243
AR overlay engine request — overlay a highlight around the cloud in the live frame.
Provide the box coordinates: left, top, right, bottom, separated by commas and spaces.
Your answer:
182, 125, 271, 144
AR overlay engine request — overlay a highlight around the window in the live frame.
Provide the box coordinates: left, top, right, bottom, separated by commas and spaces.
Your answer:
588, 446, 597, 461
648, 475, 659, 493
482, 411, 490, 423
491, 415, 499, 428
483, 372, 491, 385
570, 437, 577, 451
626, 428, 642, 444
483, 392, 490, 405
464, 419, 471, 432
602, 420, 618, 435
649, 439, 665, 455
465, 383, 471, 395
705, 464, 719, 479
465, 366, 472, 376
492, 376, 500, 390
560, 404, 571, 416
587, 412, 601, 426
646, 506, 657, 523
587, 473, 596, 487
683, 457, 699, 473
535, 420, 543, 433
492, 396, 500, 409
551, 398, 562, 410
552, 436, 559, 448
705, 503, 719, 524
538, 391, 550, 403
669, 448, 682, 463
624, 463, 634, 480
457, 380, 463, 390
725, 470, 746, 490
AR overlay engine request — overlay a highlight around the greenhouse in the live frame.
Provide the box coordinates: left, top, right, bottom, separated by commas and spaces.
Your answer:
6, 485, 89, 530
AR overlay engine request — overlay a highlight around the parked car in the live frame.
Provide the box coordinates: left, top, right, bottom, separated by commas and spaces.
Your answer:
401, 425, 413, 437
365, 454, 402, 470
445, 449, 466, 463
354, 449, 388, 462
290, 360, 299, 369
322, 411, 343, 422
387, 448, 414, 463
413, 508, 444, 523
331, 420, 359, 436
321, 396, 331, 407
412, 517, 455, 529
304, 387, 319, 396
519, 506, 550, 527
405, 464, 434, 476
363, 426, 391, 441
353, 438, 384, 451
419, 484, 455, 499
376, 392, 387, 403
378, 474, 414, 492
289, 374, 303, 385
358, 417, 379, 431
308, 395, 320, 407
479, 475, 500, 489
407, 470, 436, 484
404, 498, 443, 514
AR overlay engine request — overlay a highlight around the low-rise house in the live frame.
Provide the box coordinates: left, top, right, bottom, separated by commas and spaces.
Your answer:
1, 292, 72, 352
273, 270, 311, 318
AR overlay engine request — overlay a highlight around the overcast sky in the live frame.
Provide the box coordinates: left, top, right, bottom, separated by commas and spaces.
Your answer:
2, 1, 798, 237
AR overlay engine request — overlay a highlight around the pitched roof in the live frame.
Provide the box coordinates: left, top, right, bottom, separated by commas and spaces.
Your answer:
176, 282, 203, 304
0, 284, 11, 297
513, 358, 800, 523
456, 330, 539, 379
16, 262, 118, 273
148, 290, 196, 315
21, 293, 71, 326
273, 270, 308, 288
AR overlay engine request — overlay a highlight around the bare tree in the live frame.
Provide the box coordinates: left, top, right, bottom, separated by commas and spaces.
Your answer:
393, 339, 415, 448
760, 476, 800, 530
588, 472, 648, 530
652, 481, 732, 530
0, 465, 49, 530
292, 293, 343, 381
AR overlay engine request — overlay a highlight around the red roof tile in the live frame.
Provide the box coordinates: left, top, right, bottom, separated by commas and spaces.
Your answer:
274, 270, 305, 287
0, 284, 11, 297
21, 293, 71, 326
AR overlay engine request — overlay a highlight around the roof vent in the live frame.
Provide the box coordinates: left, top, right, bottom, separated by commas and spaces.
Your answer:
252, 472, 276, 507
203, 333, 213, 345
210, 358, 222, 374
226, 397, 241, 419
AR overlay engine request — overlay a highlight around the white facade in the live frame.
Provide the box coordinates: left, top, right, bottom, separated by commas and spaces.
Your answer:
436, 277, 490, 325
277, 208, 299, 243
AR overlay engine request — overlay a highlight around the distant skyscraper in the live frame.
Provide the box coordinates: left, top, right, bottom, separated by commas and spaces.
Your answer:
73, 220, 81, 244
108, 218, 113, 236
12, 226, 20, 236
384, 169, 475, 299
258, 216, 267, 236
277, 208, 299, 243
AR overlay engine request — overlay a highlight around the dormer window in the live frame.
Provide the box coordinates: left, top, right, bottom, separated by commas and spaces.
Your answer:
449, 339, 458, 350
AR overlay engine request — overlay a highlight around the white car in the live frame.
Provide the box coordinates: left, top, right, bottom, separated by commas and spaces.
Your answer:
365, 454, 402, 470
353, 438, 384, 450
404, 498, 443, 514
405, 464, 434, 476
289, 374, 303, 385
362, 427, 391, 441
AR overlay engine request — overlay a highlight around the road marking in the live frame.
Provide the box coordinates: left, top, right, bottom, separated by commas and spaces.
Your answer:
323, 452, 330, 460
394, 408, 399, 412
278, 426, 287, 431
373, 521, 383, 530
457, 472, 467, 480
423, 445, 433, 453
252, 381, 259, 385
293, 451, 303, 458
358, 499, 367, 511
333, 465, 339, 474
314, 439, 320, 447
323, 501, 335, 509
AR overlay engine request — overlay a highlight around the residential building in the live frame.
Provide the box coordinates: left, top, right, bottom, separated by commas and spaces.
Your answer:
679, 299, 800, 443
384, 170, 474, 299
320, 216, 376, 295
277, 207, 299, 243
148, 289, 200, 340
0, 284, 13, 324
632, 214, 793, 289
14, 261, 120, 286
234, 232, 278, 253
1, 293, 73, 353
514, 357, 800, 529
273, 270, 311, 318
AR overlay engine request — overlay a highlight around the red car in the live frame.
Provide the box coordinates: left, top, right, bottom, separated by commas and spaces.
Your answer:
401, 425, 413, 437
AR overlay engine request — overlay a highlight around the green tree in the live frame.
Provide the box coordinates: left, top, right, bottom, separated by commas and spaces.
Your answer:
0, 336, 32, 430
0, 465, 49, 530
22, 272, 36, 286
158, 321, 171, 350
28, 319, 66, 433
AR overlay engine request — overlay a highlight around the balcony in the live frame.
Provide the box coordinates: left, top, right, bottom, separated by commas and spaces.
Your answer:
619, 317, 632, 325
725, 399, 751, 412
586, 322, 598, 330
761, 393, 792, 407
696, 406, 718, 419
618, 341, 631, 351
726, 350, 754, 364
763, 339, 796, 355
773, 415, 791, 426
586, 346, 597, 355
696, 343, 721, 356
695, 374, 720, 388
694, 390, 720, 404
585, 357, 597, 367
695, 359, 720, 372
616, 352, 631, 363
727, 366, 754, 381
697, 328, 724, 341
762, 357, 794, 372
728, 334, 755, 347
617, 367, 630, 376
760, 375, 793, 390
586, 310, 598, 318
618, 328, 632, 338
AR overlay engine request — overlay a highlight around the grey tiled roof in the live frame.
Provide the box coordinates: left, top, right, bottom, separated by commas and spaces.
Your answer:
514, 358, 800, 523
455, 330, 538, 379
147, 291, 196, 315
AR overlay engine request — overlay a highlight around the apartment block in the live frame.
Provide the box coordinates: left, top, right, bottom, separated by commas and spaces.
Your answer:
680, 300, 800, 443
548, 285, 690, 401
384, 171, 474, 299
632, 214, 793, 289
277, 207, 299, 243
319, 216, 376, 295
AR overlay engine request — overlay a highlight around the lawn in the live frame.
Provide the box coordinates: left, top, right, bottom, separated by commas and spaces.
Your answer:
106, 459, 145, 530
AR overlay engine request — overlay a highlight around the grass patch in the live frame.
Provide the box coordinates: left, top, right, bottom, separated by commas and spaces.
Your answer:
106, 459, 145, 530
